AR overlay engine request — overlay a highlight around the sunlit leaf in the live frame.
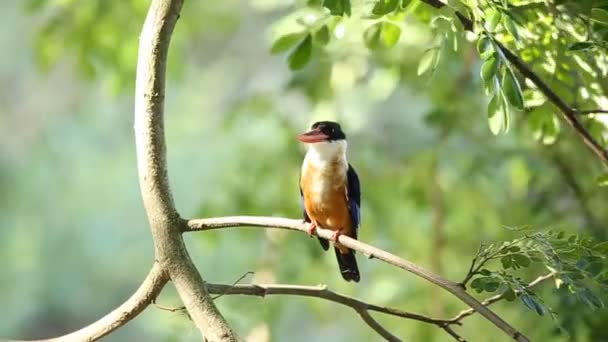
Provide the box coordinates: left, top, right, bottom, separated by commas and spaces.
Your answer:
597, 173, 608, 187
372, 0, 400, 15
502, 70, 524, 110
271, 33, 305, 54
417, 48, 439, 76
488, 92, 510, 135
481, 54, 498, 84
502, 15, 519, 40
323, 0, 351, 16
477, 37, 494, 59
381, 22, 401, 48
484, 8, 501, 32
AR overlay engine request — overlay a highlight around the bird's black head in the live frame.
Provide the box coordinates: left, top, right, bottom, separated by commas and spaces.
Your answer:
297, 121, 346, 143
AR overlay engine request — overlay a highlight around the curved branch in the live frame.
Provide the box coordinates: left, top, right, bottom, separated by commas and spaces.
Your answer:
187, 216, 529, 342
16, 264, 168, 342
204, 283, 462, 342
134, 0, 236, 340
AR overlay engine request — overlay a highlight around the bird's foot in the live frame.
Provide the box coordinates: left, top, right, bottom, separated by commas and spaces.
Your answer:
329, 230, 342, 242
307, 222, 318, 237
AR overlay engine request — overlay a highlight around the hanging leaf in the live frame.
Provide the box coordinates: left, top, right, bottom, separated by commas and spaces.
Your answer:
271, 33, 305, 54
502, 15, 519, 40
521, 294, 546, 315
568, 42, 594, 51
477, 37, 494, 59
323, 0, 351, 16
488, 92, 510, 135
502, 69, 524, 110
480, 54, 499, 84
288, 35, 312, 70
485, 8, 501, 32
529, 105, 560, 145
591, 8, 608, 26
372, 0, 400, 15
315, 25, 330, 45
381, 22, 401, 48
364, 22, 383, 50
417, 48, 439, 76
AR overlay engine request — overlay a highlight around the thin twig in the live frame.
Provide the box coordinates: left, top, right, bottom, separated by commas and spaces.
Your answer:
211, 271, 254, 300
575, 109, 608, 115
204, 282, 463, 341
186, 216, 530, 342
448, 272, 556, 324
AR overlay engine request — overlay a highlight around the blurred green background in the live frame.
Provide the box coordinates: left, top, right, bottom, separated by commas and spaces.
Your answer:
1, 0, 608, 341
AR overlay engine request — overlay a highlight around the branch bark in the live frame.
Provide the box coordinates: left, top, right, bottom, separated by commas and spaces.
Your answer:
134, 0, 237, 340
204, 283, 463, 342
187, 216, 530, 342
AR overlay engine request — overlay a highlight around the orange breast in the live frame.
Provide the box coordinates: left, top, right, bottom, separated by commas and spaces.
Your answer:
300, 160, 353, 236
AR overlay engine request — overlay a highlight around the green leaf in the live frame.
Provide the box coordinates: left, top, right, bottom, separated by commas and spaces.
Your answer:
471, 277, 485, 293
417, 48, 439, 76
502, 15, 519, 40
315, 26, 330, 45
271, 33, 305, 54
484, 281, 500, 292
591, 8, 608, 26
488, 93, 510, 135
364, 22, 383, 50
502, 70, 524, 110
401, 0, 412, 8
513, 254, 531, 267
569, 42, 594, 51
501, 255, 512, 269
323, 0, 352, 16
480, 54, 499, 84
597, 173, 608, 186
579, 287, 603, 308
529, 104, 560, 145
521, 294, 546, 315
381, 22, 401, 48
372, 0, 400, 15
480, 269, 492, 276
503, 288, 517, 301
288, 35, 312, 70
485, 8, 501, 32
477, 37, 494, 59
508, 246, 521, 252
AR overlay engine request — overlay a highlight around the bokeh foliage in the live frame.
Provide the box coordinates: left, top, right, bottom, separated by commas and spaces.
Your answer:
1, 0, 607, 341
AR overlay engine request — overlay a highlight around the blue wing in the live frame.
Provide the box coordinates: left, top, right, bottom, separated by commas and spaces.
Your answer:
347, 164, 361, 238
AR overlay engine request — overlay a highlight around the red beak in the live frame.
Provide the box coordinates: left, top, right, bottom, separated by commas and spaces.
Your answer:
297, 128, 329, 143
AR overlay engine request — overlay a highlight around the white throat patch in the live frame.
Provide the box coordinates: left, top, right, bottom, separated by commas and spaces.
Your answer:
304, 140, 347, 168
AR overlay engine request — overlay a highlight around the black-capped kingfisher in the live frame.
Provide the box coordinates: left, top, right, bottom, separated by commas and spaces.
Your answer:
298, 121, 361, 282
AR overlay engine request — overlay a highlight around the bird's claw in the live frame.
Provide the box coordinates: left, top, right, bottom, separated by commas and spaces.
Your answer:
307, 222, 317, 237
330, 231, 342, 242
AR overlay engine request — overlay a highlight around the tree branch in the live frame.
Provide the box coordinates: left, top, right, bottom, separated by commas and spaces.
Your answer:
186, 216, 530, 342
448, 272, 556, 324
15, 263, 168, 342
418, 0, 608, 168
134, 0, 237, 340
204, 283, 463, 342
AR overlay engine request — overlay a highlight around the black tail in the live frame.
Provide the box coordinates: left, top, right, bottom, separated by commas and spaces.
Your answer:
334, 247, 360, 282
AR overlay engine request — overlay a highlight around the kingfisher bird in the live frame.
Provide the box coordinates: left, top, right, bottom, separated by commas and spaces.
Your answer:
298, 121, 361, 282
